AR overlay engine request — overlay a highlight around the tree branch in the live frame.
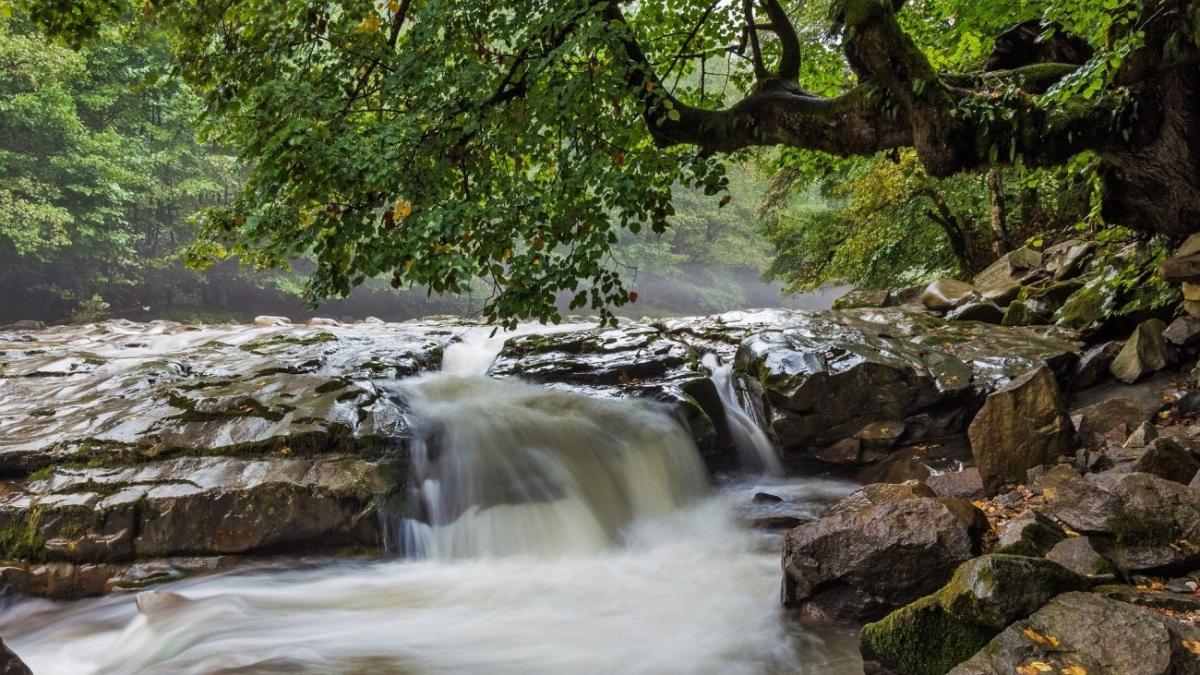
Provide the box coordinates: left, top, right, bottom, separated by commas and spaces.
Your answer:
758, 0, 801, 81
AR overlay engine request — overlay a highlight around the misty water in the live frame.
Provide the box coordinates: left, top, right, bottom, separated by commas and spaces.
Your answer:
0, 324, 863, 674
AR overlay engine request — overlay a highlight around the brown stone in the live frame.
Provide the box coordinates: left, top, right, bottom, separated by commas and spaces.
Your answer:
968, 366, 1074, 495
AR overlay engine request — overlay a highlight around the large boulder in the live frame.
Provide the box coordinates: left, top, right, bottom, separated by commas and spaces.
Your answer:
973, 247, 1044, 290
922, 279, 979, 312
949, 592, 1200, 675
967, 366, 1073, 495
737, 308, 1081, 462
1097, 472, 1200, 573
1164, 315, 1200, 347
861, 555, 1087, 675
1068, 340, 1123, 390
782, 495, 986, 622
1130, 437, 1200, 484
1072, 396, 1155, 446
1110, 319, 1170, 384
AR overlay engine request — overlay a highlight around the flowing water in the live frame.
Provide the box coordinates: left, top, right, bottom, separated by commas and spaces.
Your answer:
0, 324, 863, 674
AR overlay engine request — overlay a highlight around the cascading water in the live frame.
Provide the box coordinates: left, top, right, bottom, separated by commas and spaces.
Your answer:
702, 353, 784, 475
0, 323, 863, 674
391, 374, 710, 559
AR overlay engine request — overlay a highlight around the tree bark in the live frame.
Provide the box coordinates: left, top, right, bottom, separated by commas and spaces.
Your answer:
988, 168, 1010, 257
602, 0, 1200, 239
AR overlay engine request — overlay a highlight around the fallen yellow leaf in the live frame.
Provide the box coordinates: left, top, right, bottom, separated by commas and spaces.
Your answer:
1182, 639, 1200, 655
1023, 628, 1060, 647
1061, 666, 1087, 675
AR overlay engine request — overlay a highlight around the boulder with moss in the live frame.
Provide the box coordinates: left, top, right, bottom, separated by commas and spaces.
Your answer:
861, 555, 1087, 675
949, 592, 1200, 675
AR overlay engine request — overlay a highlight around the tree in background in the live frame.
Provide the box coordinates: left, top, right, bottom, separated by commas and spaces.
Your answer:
0, 18, 238, 321
758, 151, 1094, 292
20, 0, 1200, 325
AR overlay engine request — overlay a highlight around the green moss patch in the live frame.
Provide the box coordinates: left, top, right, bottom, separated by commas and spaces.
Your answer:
862, 595, 997, 675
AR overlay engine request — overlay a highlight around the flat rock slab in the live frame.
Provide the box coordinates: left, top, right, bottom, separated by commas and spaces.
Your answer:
0, 320, 455, 470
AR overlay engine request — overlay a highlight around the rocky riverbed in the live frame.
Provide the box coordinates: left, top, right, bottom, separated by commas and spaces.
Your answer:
4, 234, 1200, 673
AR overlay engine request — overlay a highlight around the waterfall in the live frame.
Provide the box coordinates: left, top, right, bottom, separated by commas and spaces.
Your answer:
701, 353, 783, 475
389, 375, 710, 559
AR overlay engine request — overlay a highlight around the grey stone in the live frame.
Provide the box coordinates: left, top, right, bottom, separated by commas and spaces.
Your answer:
1111, 319, 1169, 384
967, 366, 1074, 495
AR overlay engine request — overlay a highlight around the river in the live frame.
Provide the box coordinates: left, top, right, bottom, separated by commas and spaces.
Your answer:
0, 324, 863, 674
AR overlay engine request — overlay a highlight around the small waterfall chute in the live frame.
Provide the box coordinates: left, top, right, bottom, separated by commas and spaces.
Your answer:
701, 353, 782, 475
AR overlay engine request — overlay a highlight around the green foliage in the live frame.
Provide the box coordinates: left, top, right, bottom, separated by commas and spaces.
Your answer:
0, 16, 239, 320
761, 150, 1090, 291
15, 0, 1182, 322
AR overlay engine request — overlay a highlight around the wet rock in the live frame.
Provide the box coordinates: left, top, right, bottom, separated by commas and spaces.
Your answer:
939, 554, 1088, 629
826, 481, 936, 515
1179, 390, 1200, 414
815, 438, 863, 465
1073, 397, 1153, 446
737, 307, 1081, 461
752, 492, 782, 504
305, 317, 341, 327
782, 496, 985, 622
1097, 471, 1200, 573
0, 321, 451, 473
253, 315, 292, 327
1068, 340, 1123, 390
946, 301, 1005, 324
861, 555, 1085, 675
1044, 239, 1094, 280
1164, 316, 1200, 347
981, 283, 1021, 307
949, 592, 1200, 675
967, 366, 1073, 495
1130, 437, 1200, 484
995, 510, 1066, 557
1124, 420, 1158, 448
0, 320, 45, 332
135, 590, 191, 616
1045, 535, 1114, 576
0, 457, 387, 563
926, 468, 985, 500
1111, 318, 1169, 384
973, 247, 1043, 290
834, 289, 891, 310
921, 279, 979, 312
999, 299, 1046, 327
0, 637, 31, 675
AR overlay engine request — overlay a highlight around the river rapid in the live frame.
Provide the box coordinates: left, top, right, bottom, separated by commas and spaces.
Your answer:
0, 325, 863, 674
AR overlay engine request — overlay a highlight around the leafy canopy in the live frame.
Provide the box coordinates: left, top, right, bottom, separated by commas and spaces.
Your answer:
14, 0, 1179, 325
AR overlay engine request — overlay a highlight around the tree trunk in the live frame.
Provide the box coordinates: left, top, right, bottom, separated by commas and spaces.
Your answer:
988, 168, 1010, 257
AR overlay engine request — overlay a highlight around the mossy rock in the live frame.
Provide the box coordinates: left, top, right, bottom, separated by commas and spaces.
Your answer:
1054, 276, 1114, 332
1000, 300, 1046, 326
861, 595, 997, 675
937, 554, 1088, 629
862, 554, 1088, 675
